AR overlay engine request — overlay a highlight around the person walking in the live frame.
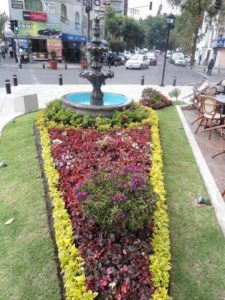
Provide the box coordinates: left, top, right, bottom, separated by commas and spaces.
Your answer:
207, 58, 214, 76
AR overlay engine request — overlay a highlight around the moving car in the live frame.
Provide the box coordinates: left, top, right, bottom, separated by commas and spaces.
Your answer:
125, 54, 149, 69
146, 52, 157, 65
166, 50, 172, 58
169, 53, 186, 66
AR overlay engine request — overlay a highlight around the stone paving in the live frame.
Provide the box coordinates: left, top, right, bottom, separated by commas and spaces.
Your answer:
182, 108, 225, 195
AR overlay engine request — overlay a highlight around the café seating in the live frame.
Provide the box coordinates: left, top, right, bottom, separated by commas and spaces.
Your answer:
183, 79, 210, 109
195, 96, 225, 139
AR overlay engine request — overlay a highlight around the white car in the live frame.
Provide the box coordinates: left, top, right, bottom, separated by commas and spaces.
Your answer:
170, 53, 186, 66
125, 54, 149, 69
124, 50, 132, 60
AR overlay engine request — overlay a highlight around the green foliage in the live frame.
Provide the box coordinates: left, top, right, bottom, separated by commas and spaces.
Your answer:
77, 168, 157, 231
140, 16, 168, 50
50, 50, 57, 60
169, 88, 181, 101
109, 38, 126, 52
44, 100, 149, 129
0, 12, 7, 38
105, 8, 145, 49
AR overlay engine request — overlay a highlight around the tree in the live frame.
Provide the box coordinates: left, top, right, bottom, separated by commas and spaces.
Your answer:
105, 8, 145, 50
140, 16, 169, 50
167, 0, 220, 65
0, 12, 8, 39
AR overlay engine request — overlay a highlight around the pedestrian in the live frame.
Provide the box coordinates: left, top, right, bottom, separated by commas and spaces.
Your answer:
8, 45, 14, 58
1, 44, 5, 59
207, 58, 214, 76
198, 54, 202, 65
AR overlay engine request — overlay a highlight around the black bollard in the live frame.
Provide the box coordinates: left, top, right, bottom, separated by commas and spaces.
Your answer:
173, 76, 177, 86
19, 64, 22, 69
5, 79, 11, 94
141, 75, 145, 85
59, 74, 63, 85
43, 63, 45, 69
13, 74, 18, 86
65, 64, 67, 70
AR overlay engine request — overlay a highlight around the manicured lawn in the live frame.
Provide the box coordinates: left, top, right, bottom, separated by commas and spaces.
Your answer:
0, 113, 60, 300
1, 107, 225, 299
158, 106, 225, 300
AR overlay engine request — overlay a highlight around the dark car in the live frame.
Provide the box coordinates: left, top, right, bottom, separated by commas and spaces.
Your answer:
107, 52, 123, 66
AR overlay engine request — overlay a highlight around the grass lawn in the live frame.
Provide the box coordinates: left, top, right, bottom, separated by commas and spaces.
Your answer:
0, 113, 60, 300
158, 106, 225, 300
1, 107, 225, 299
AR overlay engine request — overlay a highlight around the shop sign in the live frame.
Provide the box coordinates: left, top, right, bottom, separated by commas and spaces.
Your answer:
47, 39, 62, 61
212, 38, 225, 48
23, 11, 47, 22
18, 21, 61, 38
11, 0, 23, 9
43, 1, 56, 14
62, 33, 87, 43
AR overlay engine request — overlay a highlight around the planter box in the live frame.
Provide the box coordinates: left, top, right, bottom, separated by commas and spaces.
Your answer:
14, 94, 39, 113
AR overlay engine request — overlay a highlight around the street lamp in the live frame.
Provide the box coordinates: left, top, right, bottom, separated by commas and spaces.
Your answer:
160, 13, 175, 87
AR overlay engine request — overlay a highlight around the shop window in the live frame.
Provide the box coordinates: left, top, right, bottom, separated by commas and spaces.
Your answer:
61, 4, 68, 23
75, 12, 80, 32
25, 0, 42, 11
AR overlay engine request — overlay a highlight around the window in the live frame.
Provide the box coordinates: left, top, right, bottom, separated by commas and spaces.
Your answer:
75, 12, 80, 32
25, 0, 42, 11
61, 4, 68, 23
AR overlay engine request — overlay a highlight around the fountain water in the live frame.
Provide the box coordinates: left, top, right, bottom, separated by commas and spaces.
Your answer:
62, 17, 132, 117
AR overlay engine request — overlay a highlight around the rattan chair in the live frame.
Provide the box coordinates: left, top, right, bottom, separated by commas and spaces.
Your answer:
195, 96, 225, 139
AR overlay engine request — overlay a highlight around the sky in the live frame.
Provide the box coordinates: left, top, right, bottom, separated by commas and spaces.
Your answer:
128, 0, 179, 19
0, 0, 9, 14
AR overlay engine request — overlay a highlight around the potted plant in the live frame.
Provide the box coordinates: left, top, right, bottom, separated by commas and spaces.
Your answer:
49, 50, 57, 70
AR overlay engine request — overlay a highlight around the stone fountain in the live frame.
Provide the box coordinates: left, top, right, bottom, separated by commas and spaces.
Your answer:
62, 17, 132, 117
80, 17, 114, 106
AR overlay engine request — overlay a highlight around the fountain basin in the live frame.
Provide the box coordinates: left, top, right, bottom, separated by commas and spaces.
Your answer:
62, 92, 132, 117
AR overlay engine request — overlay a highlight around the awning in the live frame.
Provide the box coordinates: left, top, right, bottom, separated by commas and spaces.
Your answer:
61, 33, 87, 43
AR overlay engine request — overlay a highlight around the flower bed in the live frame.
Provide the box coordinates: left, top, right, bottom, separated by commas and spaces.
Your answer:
36, 102, 171, 300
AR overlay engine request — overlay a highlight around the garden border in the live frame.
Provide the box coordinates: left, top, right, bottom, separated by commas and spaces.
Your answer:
36, 107, 171, 300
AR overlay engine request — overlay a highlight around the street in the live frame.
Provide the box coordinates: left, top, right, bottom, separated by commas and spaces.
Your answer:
0, 54, 224, 87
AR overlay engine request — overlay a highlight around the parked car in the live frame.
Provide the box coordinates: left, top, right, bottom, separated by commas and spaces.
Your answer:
124, 50, 132, 60
117, 52, 126, 63
184, 55, 191, 64
166, 50, 172, 58
169, 53, 186, 66
125, 54, 149, 69
146, 52, 157, 65
107, 52, 123, 66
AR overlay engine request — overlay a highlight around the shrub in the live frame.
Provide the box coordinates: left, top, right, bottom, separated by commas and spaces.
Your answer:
76, 167, 157, 232
140, 88, 172, 110
169, 88, 181, 101
44, 100, 149, 129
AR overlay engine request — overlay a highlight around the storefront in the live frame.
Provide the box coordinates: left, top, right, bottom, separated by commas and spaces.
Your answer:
61, 33, 87, 62
211, 38, 225, 69
17, 20, 62, 61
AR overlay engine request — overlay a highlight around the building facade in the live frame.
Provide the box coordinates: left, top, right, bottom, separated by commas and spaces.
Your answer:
196, 11, 225, 69
8, 0, 127, 62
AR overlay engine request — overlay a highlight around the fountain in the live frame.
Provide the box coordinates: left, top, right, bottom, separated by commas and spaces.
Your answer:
62, 17, 132, 117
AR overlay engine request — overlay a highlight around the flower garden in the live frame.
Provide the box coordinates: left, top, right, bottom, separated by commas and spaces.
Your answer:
35, 100, 171, 300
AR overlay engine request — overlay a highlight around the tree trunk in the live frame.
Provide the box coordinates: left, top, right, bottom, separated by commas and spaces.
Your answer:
190, 27, 199, 68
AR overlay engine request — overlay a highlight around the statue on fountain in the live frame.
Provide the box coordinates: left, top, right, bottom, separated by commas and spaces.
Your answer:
80, 17, 114, 106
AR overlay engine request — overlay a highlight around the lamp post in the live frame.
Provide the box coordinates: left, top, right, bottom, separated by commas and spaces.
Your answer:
160, 13, 175, 87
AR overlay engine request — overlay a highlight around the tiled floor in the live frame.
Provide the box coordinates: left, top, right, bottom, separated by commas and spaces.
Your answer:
182, 108, 225, 196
